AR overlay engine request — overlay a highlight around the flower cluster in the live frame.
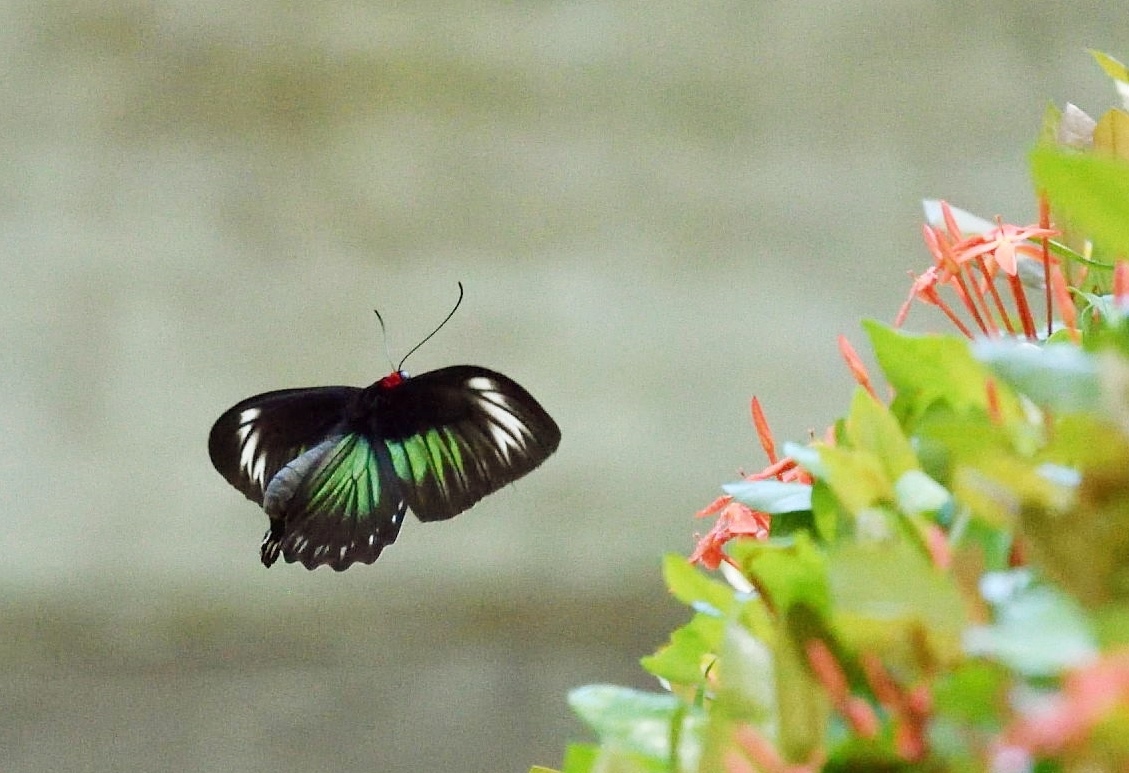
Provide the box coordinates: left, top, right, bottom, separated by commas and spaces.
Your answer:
896, 201, 1060, 339
545, 50, 1129, 773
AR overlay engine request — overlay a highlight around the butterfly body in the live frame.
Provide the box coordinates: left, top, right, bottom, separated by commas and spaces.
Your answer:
209, 365, 560, 571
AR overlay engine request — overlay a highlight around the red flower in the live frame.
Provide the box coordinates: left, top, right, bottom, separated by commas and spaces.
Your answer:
1115, 260, 1129, 306
690, 399, 813, 569
689, 500, 771, 570
1004, 650, 1129, 756
953, 218, 1057, 277
898, 200, 1061, 339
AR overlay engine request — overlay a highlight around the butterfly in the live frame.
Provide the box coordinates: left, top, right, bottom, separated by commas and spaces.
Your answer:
208, 291, 560, 571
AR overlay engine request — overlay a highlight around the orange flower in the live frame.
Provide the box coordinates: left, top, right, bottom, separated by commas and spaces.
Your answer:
900, 200, 1060, 339
1115, 260, 1129, 306
951, 218, 1058, 276
690, 500, 771, 570
838, 335, 878, 399
1005, 650, 1129, 755
897, 258, 977, 337
691, 399, 797, 568
724, 723, 824, 773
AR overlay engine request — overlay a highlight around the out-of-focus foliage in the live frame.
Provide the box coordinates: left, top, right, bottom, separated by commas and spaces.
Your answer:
535, 52, 1129, 773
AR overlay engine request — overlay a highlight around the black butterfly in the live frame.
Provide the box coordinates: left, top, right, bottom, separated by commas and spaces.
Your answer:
209, 365, 560, 570
209, 287, 560, 571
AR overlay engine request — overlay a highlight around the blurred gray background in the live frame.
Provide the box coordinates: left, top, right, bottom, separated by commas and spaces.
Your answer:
2, 1, 1124, 770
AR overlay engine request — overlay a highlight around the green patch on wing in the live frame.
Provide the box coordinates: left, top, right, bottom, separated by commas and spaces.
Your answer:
386, 427, 466, 485
305, 433, 384, 519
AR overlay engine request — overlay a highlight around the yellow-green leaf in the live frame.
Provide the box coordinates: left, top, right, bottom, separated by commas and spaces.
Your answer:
1091, 49, 1129, 84
844, 388, 919, 481
1094, 109, 1129, 161
1031, 145, 1129, 258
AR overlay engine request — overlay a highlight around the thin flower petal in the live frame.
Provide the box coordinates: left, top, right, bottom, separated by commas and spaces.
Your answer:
750, 397, 777, 464
838, 335, 877, 399
1048, 262, 1079, 343
697, 494, 734, 519
940, 200, 963, 241
1116, 260, 1129, 306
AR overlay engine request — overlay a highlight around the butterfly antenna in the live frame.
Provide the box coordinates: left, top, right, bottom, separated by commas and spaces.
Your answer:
395, 282, 465, 371
372, 306, 397, 373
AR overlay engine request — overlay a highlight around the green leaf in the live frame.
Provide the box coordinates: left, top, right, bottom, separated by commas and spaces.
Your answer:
714, 620, 777, 722
561, 744, 661, 773
784, 442, 826, 478
1038, 100, 1063, 147
1091, 49, 1129, 84
530, 767, 562, 773
568, 686, 702, 771
723, 480, 812, 514
958, 522, 1018, 577
641, 612, 724, 687
1094, 108, 1129, 162
729, 534, 830, 617
929, 661, 1010, 765
917, 404, 1038, 473
828, 540, 967, 666
893, 469, 951, 517
1031, 145, 1129, 258
1095, 605, 1129, 648
560, 745, 597, 773
932, 660, 1011, 726
773, 605, 828, 761
588, 749, 667, 773
1044, 413, 1126, 468
843, 388, 920, 481
767, 509, 819, 539
964, 572, 1098, 676
949, 463, 1022, 530
1099, 351, 1129, 432
1019, 410, 1129, 608
809, 479, 841, 542
974, 339, 1100, 413
866, 322, 997, 421
661, 553, 737, 617
816, 444, 890, 514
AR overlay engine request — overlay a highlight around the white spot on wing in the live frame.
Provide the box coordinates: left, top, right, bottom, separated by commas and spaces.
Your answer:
248, 446, 269, 489
473, 395, 531, 462
462, 374, 547, 467
239, 428, 266, 488
466, 376, 498, 391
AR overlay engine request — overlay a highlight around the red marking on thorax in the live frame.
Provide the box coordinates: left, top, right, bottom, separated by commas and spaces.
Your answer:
378, 371, 406, 389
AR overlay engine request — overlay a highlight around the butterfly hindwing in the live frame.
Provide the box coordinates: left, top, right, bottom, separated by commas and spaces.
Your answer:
261, 433, 406, 570
366, 366, 562, 522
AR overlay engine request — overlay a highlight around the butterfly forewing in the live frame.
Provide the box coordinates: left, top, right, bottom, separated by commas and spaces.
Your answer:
208, 387, 358, 505
371, 366, 561, 521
